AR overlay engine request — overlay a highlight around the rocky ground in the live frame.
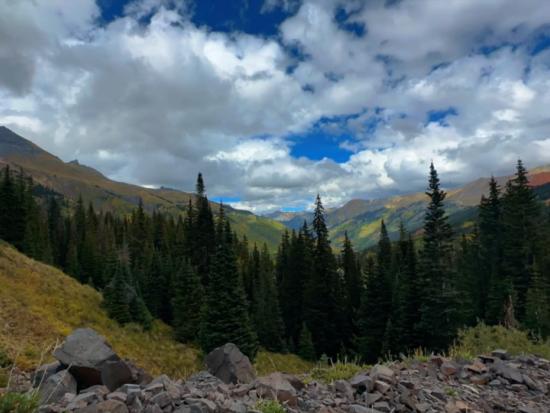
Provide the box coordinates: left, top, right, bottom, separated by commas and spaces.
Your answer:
2, 328, 550, 412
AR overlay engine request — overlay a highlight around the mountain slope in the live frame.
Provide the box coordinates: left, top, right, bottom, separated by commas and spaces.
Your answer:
271, 165, 550, 250
0, 126, 285, 250
0, 241, 200, 376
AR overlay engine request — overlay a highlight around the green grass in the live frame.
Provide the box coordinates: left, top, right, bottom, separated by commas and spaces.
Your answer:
255, 400, 286, 413
309, 359, 365, 383
0, 391, 39, 413
450, 323, 550, 360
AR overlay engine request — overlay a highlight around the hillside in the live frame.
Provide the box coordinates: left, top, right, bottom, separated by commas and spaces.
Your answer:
0, 126, 285, 250
0, 242, 311, 380
270, 165, 550, 250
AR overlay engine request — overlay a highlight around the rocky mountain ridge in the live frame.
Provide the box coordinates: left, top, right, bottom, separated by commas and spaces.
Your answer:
5, 329, 550, 413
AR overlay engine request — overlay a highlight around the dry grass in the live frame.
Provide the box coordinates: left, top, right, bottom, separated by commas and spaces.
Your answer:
0, 242, 310, 380
0, 242, 200, 378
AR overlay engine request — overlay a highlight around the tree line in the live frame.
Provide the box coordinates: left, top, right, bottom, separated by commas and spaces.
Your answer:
0, 161, 548, 363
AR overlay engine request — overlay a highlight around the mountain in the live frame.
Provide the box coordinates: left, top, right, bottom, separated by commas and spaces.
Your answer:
269, 164, 550, 250
0, 126, 285, 250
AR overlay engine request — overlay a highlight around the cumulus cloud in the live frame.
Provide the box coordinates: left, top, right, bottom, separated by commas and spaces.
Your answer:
1, 0, 550, 212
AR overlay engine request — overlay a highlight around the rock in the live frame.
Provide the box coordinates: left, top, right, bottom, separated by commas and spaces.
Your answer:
441, 361, 459, 376
493, 361, 523, 383
255, 372, 298, 406
205, 343, 255, 384
53, 328, 120, 389
370, 365, 395, 383
150, 391, 172, 409
66, 391, 102, 410
32, 361, 63, 387
470, 374, 490, 385
466, 360, 487, 374
78, 400, 129, 413
107, 391, 127, 403
349, 405, 382, 413
374, 380, 391, 394
491, 349, 509, 360
349, 372, 374, 393
39, 370, 77, 404
334, 380, 354, 399
100, 360, 134, 391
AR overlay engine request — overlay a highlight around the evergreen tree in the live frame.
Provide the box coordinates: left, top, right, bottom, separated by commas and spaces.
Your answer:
297, 323, 316, 361
172, 260, 203, 342
417, 163, 459, 351
479, 177, 505, 324
525, 260, 550, 338
357, 221, 392, 362
303, 195, 345, 358
192, 173, 216, 285
103, 263, 132, 325
501, 160, 542, 322
199, 205, 258, 359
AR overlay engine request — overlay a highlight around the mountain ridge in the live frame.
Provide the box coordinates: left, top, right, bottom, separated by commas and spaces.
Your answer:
0, 126, 285, 250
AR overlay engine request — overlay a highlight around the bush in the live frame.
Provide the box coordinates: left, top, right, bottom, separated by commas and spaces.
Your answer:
450, 323, 550, 360
0, 350, 10, 368
256, 399, 286, 413
0, 391, 39, 413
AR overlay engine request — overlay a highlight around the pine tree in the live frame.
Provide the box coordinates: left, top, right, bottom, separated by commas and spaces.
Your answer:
341, 232, 362, 321
192, 173, 216, 285
417, 162, 459, 351
303, 195, 345, 358
254, 244, 285, 351
479, 177, 505, 324
199, 205, 258, 359
172, 260, 204, 343
297, 323, 316, 361
525, 260, 550, 338
103, 263, 132, 325
357, 221, 392, 362
501, 160, 542, 322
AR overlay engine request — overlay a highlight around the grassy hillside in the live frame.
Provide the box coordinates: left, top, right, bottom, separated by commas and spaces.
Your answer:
0, 243, 311, 379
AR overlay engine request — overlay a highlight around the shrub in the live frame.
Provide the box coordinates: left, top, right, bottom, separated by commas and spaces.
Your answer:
0, 350, 10, 368
450, 323, 550, 360
256, 399, 286, 413
0, 391, 39, 413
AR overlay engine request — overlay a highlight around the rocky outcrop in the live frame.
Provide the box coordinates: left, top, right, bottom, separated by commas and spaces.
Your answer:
205, 343, 256, 384
8, 329, 549, 412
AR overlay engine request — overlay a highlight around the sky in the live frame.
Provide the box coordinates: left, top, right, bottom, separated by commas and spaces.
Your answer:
1, 0, 550, 213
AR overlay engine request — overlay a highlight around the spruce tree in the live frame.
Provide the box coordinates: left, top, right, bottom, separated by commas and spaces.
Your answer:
192, 173, 216, 285
303, 195, 345, 358
103, 263, 132, 325
358, 221, 392, 362
297, 323, 316, 361
172, 260, 203, 342
525, 260, 550, 338
501, 160, 542, 322
417, 163, 459, 351
199, 205, 258, 359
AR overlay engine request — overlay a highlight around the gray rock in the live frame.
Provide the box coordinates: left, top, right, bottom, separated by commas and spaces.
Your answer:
349, 405, 382, 413
370, 365, 395, 383
76, 400, 129, 413
39, 369, 77, 404
349, 373, 374, 393
334, 380, 354, 399
32, 361, 63, 387
107, 391, 127, 403
493, 361, 523, 384
205, 343, 255, 384
492, 349, 509, 360
150, 391, 172, 408
101, 360, 134, 391
53, 328, 120, 389
66, 391, 101, 410
255, 372, 298, 406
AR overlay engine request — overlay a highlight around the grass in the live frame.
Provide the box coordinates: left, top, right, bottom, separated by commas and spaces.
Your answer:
450, 323, 550, 360
309, 358, 365, 384
255, 399, 286, 413
255, 351, 314, 376
0, 242, 310, 381
0, 391, 39, 413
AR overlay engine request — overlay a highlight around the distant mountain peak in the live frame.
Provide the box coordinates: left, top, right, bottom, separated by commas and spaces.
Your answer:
0, 125, 45, 157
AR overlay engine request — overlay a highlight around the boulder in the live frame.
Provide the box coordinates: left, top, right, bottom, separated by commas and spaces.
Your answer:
255, 372, 298, 406
32, 361, 63, 387
53, 328, 120, 389
205, 343, 255, 384
100, 360, 134, 391
371, 365, 395, 383
38, 370, 77, 404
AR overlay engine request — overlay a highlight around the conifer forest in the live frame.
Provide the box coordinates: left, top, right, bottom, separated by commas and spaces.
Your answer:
1, 160, 549, 363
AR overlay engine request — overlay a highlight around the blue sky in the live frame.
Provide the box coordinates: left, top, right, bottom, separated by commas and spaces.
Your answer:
2, 0, 550, 212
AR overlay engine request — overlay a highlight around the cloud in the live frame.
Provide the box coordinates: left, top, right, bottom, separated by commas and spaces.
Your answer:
1, 0, 550, 212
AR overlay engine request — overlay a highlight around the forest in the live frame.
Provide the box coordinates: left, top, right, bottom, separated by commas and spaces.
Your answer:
0, 160, 548, 363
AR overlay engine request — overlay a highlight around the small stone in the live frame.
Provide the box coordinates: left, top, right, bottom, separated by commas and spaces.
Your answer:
491, 349, 509, 360
441, 361, 459, 376
349, 373, 373, 393
107, 391, 127, 403
79, 400, 129, 413
466, 360, 487, 374
373, 401, 391, 412
150, 391, 172, 408
366, 391, 383, 405
371, 365, 395, 383
375, 380, 391, 394
470, 374, 490, 385
38, 370, 77, 404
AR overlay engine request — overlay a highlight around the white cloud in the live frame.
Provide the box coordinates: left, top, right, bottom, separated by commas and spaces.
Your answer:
1, 0, 550, 212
